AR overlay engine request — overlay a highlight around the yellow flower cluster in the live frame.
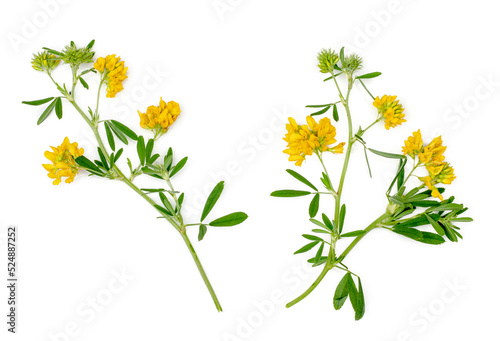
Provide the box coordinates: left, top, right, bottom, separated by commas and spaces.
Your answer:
402, 130, 456, 200
373, 95, 406, 130
283, 116, 344, 166
42, 137, 84, 185
94, 55, 128, 98
138, 98, 181, 138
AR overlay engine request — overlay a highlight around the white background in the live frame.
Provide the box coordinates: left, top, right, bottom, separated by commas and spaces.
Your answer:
1, 0, 499, 340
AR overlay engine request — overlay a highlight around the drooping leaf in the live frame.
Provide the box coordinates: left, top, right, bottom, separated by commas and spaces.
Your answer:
355, 277, 365, 320
322, 213, 334, 231
110, 120, 138, 140
334, 273, 350, 310
309, 193, 320, 218
198, 224, 208, 241
54, 97, 63, 119
108, 121, 128, 145
310, 105, 331, 116
79, 76, 89, 89
37, 98, 57, 125
332, 104, 339, 122
286, 169, 318, 191
159, 192, 175, 215
368, 148, 406, 159
74, 156, 105, 176
104, 121, 115, 151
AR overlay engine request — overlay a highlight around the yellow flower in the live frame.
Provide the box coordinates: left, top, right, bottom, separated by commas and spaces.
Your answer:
373, 95, 406, 129
138, 98, 181, 138
418, 136, 446, 165
402, 130, 423, 158
283, 116, 344, 166
420, 163, 456, 201
42, 137, 84, 185
94, 54, 128, 98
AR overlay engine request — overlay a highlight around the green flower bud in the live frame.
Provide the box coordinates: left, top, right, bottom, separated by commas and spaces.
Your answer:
317, 49, 339, 74
31, 51, 60, 72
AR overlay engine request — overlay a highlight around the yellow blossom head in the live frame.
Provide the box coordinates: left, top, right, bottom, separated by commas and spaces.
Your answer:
283, 116, 344, 166
94, 54, 128, 98
373, 95, 406, 129
418, 136, 446, 165
42, 137, 84, 185
138, 98, 181, 139
402, 130, 423, 158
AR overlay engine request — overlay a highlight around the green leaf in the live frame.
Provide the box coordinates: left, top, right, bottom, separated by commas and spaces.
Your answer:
198, 224, 208, 241
22, 97, 54, 106
363, 147, 372, 178
347, 274, 358, 313
137, 136, 146, 165
310, 106, 331, 116
309, 193, 320, 218
427, 203, 464, 212
425, 213, 445, 236
42, 47, 63, 56
333, 273, 350, 310
108, 121, 128, 145
294, 241, 319, 254
141, 188, 167, 193
154, 204, 173, 216
114, 148, 123, 162
209, 212, 248, 227
177, 193, 184, 211
332, 104, 339, 122
387, 158, 407, 196
286, 169, 318, 191
322, 213, 334, 231
339, 47, 345, 67
309, 219, 328, 230
355, 277, 365, 320
341, 230, 366, 238
270, 190, 311, 197
37, 98, 57, 125
339, 204, 346, 234
411, 200, 440, 207
393, 226, 445, 245
159, 192, 175, 215
110, 120, 138, 140
86, 39, 95, 49
306, 104, 333, 108
169, 156, 188, 177
314, 242, 324, 264
54, 97, 63, 119
312, 229, 330, 234
145, 138, 154, 163
79, 76, 89, 89
74, 156, 105, 176
368, 148, 405, 159
302, 234, 323, 242
201, 181, 224, 221
357, 72, 382, 79
104, 121, 115, 151
97, 147, 109, 170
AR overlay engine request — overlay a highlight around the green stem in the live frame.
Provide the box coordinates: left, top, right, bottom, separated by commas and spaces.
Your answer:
337, 212, 390, 262
181, 232, 223, 312
64, 83, 223, 311
286, 263, 331, 308
286, 212, 390, 308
